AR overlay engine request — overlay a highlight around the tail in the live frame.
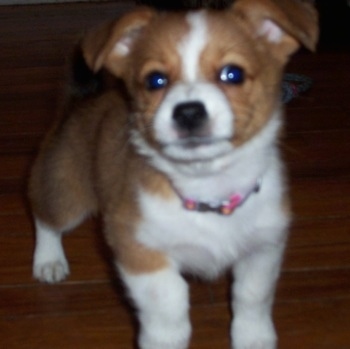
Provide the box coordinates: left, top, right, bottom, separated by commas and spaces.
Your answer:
64, 44, 105, 103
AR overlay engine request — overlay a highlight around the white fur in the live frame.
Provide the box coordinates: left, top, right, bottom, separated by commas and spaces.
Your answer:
152, 12, 234, 164
129, 112, 289, 349
259, 19, 285, 43
178, 11, 208, 82
114, 37, 133, 56
135, 111, 282, 200
119, 267, 191, 349
232, 246, 283, 349
136, 116, 288, 277
153, 82, 234, 162
33, 220, 69, 283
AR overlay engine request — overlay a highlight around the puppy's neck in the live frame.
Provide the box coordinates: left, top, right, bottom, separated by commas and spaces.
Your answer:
132, 114, 280, 208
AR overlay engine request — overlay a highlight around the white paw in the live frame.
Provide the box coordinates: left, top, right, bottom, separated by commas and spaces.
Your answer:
139, 329, 190, 349
140, 337, 189, 349
232, 317, 276, 349
33, 258, 70, 284
139, 315, 191, 349
33, 220, 70, 283
234, 341, 276, 349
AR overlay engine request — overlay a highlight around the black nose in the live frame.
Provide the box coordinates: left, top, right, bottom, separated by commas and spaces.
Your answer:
173, 101, 208, 134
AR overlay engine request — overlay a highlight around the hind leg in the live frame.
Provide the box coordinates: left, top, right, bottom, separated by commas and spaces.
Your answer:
32, 204, 94, 283
33, 219, 70, 283
30, 141, 97, 283
31, 197, 94, 283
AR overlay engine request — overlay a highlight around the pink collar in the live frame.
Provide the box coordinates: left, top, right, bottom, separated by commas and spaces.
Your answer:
180, 180, 261, 216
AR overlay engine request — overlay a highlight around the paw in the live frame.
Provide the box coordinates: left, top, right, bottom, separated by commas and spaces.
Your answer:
233, 335, 276, 349
33, 221, 70, 283
139, 321, 191, 349
234, 340, 276, 349
232, 318, 276, 349
33, 257, 69, 284
139, 333, 190, 349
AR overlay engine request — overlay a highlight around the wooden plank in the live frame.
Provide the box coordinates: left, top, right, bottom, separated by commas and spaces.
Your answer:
285, 130, 350, 178
1, 297, 350, 349
285, 107, 350, 133
291, 178, 350, 219
289, 216, 350, 247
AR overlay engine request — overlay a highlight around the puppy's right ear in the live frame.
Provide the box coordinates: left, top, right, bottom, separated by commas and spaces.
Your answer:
82, 8, 156, 76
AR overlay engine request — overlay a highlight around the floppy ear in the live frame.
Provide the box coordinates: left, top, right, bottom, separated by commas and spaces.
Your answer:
233, 0, 318, 61
81, 7, 156, 76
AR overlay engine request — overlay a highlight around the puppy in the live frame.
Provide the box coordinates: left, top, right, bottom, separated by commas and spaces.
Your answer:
29, 0, 318, 348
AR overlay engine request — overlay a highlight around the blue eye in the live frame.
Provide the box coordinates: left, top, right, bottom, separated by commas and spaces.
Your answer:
145, 72, 168, 90
219, 65, 245, 84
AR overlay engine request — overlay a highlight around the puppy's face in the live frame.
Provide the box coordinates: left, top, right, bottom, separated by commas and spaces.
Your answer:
127, 12, 266, 160
83, 0, 318, 163
127, 11, 274, 162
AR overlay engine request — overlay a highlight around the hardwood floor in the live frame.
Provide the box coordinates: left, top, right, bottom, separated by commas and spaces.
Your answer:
1, 2, 349, 348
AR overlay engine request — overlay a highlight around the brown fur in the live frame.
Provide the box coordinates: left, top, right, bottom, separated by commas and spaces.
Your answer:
29, 87, 172, 273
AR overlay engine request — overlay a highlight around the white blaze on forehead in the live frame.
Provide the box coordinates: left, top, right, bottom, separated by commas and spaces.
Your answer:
177, 11, 209, 82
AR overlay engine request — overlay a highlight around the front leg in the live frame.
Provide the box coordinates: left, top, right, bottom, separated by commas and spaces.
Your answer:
231, 244, 285, 349
119, 266, 191, 349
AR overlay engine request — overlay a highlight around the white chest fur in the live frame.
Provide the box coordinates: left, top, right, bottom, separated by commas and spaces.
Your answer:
135, 115, 289, 278
136, 161, 288, 279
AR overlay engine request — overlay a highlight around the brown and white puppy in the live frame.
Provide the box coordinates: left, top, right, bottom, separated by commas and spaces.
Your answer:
29, 1, 318, 348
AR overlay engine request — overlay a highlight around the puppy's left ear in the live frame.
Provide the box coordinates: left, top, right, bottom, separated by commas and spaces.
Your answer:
233, 0, 318, 62
82, 7, 156, 76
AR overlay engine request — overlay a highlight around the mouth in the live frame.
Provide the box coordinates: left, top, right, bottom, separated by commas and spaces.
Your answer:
175, 136, 221, 149
167, 136, 230, 149
160, 136, 233, 162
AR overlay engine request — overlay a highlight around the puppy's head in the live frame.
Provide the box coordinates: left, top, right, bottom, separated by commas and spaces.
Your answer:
82, 0, 318, 163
